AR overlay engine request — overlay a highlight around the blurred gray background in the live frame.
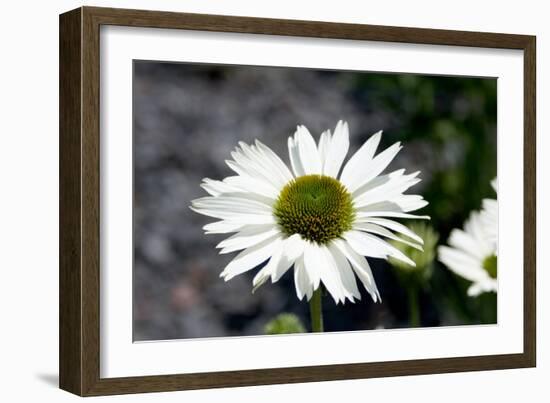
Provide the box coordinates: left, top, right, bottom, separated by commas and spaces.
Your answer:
133, 61, 496, 341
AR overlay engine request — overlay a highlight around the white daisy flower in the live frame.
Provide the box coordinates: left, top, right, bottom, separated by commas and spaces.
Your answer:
191, 121, 429, 304
438, 208, 497, 297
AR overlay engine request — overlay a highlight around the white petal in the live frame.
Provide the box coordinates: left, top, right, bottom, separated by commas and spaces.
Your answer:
327, 243, 361, 302
203, 220, 247, 234
220, 235, 282, 280
438, 246, 489, 283
252, 234, 306, 292
480, 198, 498, 250
340, 130, 382, 186
288, 136, 306, 177
294, 256, 313, 301
353, 222, 423, 251
225, 159, 269, 186
295, 125, 322, 174
332, 239, 380, 302
272, 234, 306, 281
217, 225, 280, 254
192, 195, 272, 213
355, 201, 430, 220
358, 217, 424, 244
341, 141, 402, 193
342, 230, 385, 259
302, 242, 322, 291
232, 145, 287, 190
224, 175, 279, 199
252, 242, 285, 292
344, 230, 416, 266
254, 140, 294, 182
449, 211, 493, 258
356, 211, 430, 220
323, 120, 350, 178
467, 283, 484, 297
390, 195, 429, 212
190, 207, 275, 225
448, 229, 488, 260
467, 279, 497, 296
216, 191, 275, 208
226, 156, 285, 197
317, 130, 331, 171
237, 141, 294, 189
352, 170, 421, 208
351, 169, 402, 198
304, 243, 344, 304
190, 200, 274, 223
200, 178, 242, 196
480, 280, 497, 294
231, 147, 272, 183
464, 211, 488, 242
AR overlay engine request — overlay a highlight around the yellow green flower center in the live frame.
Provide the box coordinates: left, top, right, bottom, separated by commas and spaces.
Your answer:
482, 254, 497, 279
274, 175, 355, 244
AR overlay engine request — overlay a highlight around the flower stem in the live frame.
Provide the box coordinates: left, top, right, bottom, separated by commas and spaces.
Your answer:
309, 287, 324, 332
408, 286, 420, 327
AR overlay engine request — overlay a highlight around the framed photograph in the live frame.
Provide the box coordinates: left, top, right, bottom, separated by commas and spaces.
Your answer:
59, 6, 536, 396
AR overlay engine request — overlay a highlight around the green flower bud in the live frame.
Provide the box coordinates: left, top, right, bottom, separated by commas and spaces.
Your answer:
264, 313, 306, 335
389, 222, 439, 285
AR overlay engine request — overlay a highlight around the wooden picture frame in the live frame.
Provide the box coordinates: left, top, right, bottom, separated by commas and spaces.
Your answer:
59, 6, 536, 396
